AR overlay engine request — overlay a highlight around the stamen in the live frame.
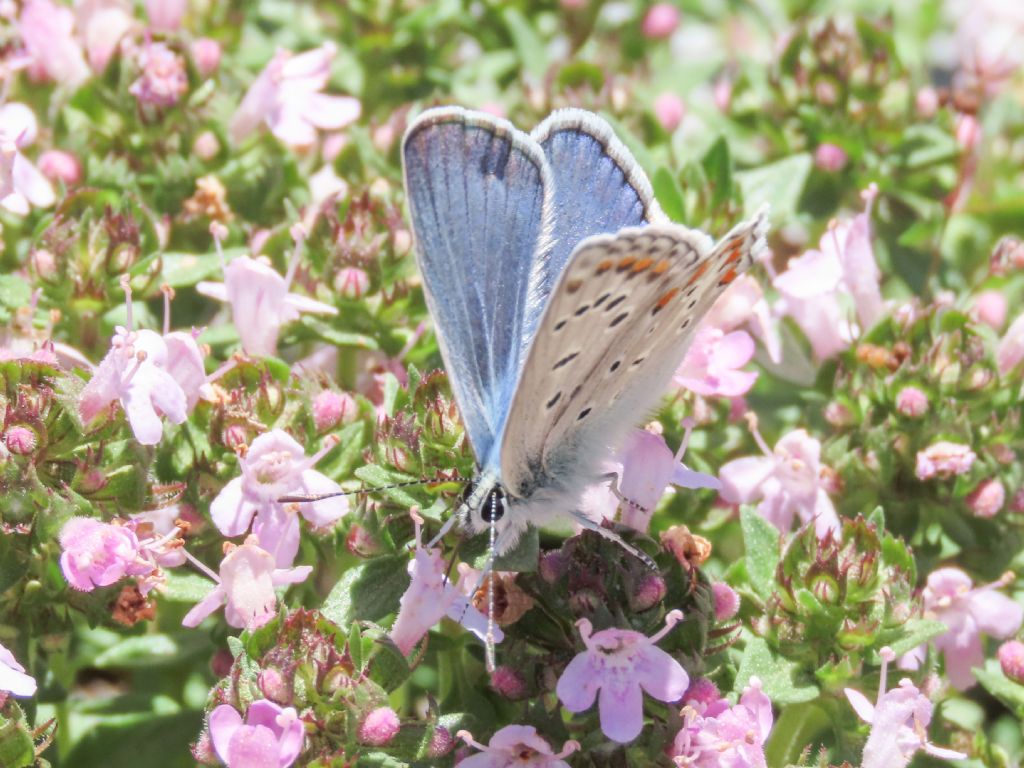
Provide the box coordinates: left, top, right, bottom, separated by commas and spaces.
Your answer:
160, 283, 175, 336
120, 275, 133, 331
674, 417, 696, 462
877, 645, 895, 706
744, 412, 773, 456
455, 730, 488, 752
210, 221, 229, 272
284, 222, 306, 291
180, 547, 221, 583
649, 609, 685, 644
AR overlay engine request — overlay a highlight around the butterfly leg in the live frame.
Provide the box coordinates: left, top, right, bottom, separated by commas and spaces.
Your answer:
569, 510, 657, 571
598, 471, 652, 518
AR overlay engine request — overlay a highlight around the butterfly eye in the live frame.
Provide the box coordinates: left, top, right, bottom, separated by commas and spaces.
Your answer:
480, 487, 506, 522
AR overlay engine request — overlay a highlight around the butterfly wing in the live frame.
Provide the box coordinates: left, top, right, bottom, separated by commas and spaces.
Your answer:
529, 109, 667, 309
499, 213, 768, 499
402, 107, 554, 463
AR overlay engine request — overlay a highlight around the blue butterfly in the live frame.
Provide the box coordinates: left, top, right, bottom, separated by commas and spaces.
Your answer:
402, 106, 766, 562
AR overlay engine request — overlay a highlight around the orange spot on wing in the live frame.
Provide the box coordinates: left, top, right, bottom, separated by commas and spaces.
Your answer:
652, 260, 670, 274
632, 257, 654, 273
718, 268, 737, 286
725, 246, 743, 264
617, 256, 637, 271
656, 287, 680, 309
685, 262, 709, 286
596, 258, 614, 274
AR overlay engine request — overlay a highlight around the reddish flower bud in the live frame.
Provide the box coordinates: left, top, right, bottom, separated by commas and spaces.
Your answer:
999, 640, 1024, 683
490, 666, 529, 700
358, 706, 400, 746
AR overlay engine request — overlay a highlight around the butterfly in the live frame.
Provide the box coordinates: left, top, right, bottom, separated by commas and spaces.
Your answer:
401, 106, 768, 564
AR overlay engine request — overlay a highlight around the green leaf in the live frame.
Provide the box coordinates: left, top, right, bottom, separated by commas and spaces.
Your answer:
93, 633, 211, 669
321, 554, 411, 626
975, 659, 1024, 716
0, 707, 36, 768
64, 709, 201, 768
764, 700, 834, 768
735, 153, 812, 220
653, 167, 686, 222
160, 248, 243, 287
741, 507, 780, 599
701, 136, 732, 210
502, 7, 547, 80
160, 570, 215, 603
354, 464, 422, 508
736, 637, 819, 704
870, 618, 947, 661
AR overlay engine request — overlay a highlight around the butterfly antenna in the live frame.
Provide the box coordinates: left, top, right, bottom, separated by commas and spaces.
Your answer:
278, 476, 465, 504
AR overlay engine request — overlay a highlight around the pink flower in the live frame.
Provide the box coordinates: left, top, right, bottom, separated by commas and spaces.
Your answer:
712, 582, 740, 621
59, 517, 152, 591
390, 518, 501, 654
334, 266, 369, 299
895, 386, 928, 417
197, 229, 337, 357
311, 390, 356, 432
641, 3, 680, 39
0, 102, 55, 215
456, 726, 579, 768
997, 312, 1024, 375
675, 327, 758, 397
814, 142, 848, 172
209, 429, 348, 567
130, 42, 189, 107
718, 423, 840, 539
999, 640, 1024, 682
76, 0, 134, 73
145, 0, 185, 32
774, 185, 882, 360
556, 610, 688, 743
229, 43, 361, 148
845, 647, 965, 767
972, 290, 1007, 329
191, 38, 222, 77
654, 92, 685, 132
966, 478, 1005, 518
163, 330, 207, 411
899, 568, 1021, 690
0, 642, 36, 698
916, 86, 939, 118
671, 676, 773, 766
358, 707, 400, 746
182, 536, 312, 629
209, 700, 304, 768
79, 325, 188, 445
37, 149, 81, 186
17, 0, 90, 87
583, 423, 719, 532
914, 441, 976, 480
703, 275, 781, 364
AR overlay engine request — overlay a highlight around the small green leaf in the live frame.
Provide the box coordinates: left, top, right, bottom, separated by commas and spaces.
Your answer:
0, 707, 36, 768
701, 136, 732, 210
870, 618, 947, 661
321, 554, 411, 626
736, 153, 812, 220
653, 167, 686, 222
354, 465, 422, 508
736, 637, 819, 704
764, 700, 834, 768
93, 633, 210, 669
161, 570, 215, 603
974, 660, 1024, 716
741, 507, 780, 599
502, 7, 547, 80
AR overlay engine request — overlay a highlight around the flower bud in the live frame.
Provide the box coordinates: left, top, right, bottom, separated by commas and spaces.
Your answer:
392, 228, 412, 256
711, 582, 740, 621
641, 3, 680, 39
538, 550, 566, 583
258, 667, 291, 704
895, 386, 928, 418
346, 524, 382, 558
358, 706, 400, 746
191, 38, 222, 78
312, 390, 356, 432
31, 248, 58, 281
999, 640, 1024, 683
966, 478, 1005, 518
916, 86, 938, 118
814, 143, 848, 172
629, 572, 667, 612
130, 43, 188, 107
823, 401, 853, 427
38, 150, 81, 186
5, 425, 37, 455
568, 587, 602, 615
221, 423, 249, 451
683, 677, 721, 706
973, 290, 1007, 329
334, 266, 371, 299
653, 92, 685, 132
427, 726, 455, 758
193, 131, 220, 161
490, 666, 529, 700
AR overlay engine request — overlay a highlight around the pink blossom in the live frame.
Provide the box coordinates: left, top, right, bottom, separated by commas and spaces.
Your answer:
916, 86, 939, 118
998, 640, 1024, 682
37, 149, 81, 186
899, 568, 1021, 690
951, 0, 1024, 94
955, 113, 981, 151
641, 3, 680, 39
814, 143, 848, 172
191, 38, 222, 77
334, 266, 369, 299
0, 643, 36, 698
583, 423, 719, 532
0, 102, 55, 215
845, 647, 965, 767
966, 478, 1005, 518
914, 441, 976, 480
997, 312, 1024, 375
712, 582, 740, 621
182, 536, 311, 629
675, 327, 758, 397
671, 676, 773, 766
209, 429, 348, 567
310, 165, 349, 207
703, 275, 781, 363
229, 43, 361, 148
76, 0, 134, 73
456, 726, 579, 768
390, 518, 501, 654
719, 423, 840, 539
59, 517, 152, 591
130, 42, 189, 107
209, 700, 304, 768
556, 610, 688, 743
895, 386, 928, 418
197, 229, 337, 357
145, 0, 185, 32
312, 390, 356, 432
163, 330, 207, 411
972, 290, 1007, 329
358, 707, 401, 746
4, 425, 36, 455
17, 0, 90, 87
654, 92, 685, 132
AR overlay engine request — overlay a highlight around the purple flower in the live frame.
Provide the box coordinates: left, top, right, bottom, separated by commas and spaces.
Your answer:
0, 642, 36, 698
17, 0, 90, 87
675, 327, 758, 398
182, 536, 312, 630
130, 42, 189, 108
671, 677, 774, 766
702, 275, 781, 363
197, 228, 337, 357
900, 568, 1022, 690
210, 429, 347, 567
0, 102, 55, 215
845, 647, 965, 767
718, 421, 840, 539
583, 422, 719, 533
556, 610, 688, 743
59, 517, 152, 592
229, 43, 361, 148
145, 0, 185, 32
455, 725, 579, 768
914, 441, 976, 481
390, 517, 501, 654
208, 700, 304, 768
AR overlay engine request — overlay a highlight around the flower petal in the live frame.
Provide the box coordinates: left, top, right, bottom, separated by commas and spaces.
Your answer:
555, 652, 600, 713
718, 456, 774, 504
598, 681, 644, 743
635, 645, 689, 703
210, 478, 256, 537
181, 585, 226, 628
843, 687, 875, 723
969, 590, 1023, 639
208, 705, 243, 764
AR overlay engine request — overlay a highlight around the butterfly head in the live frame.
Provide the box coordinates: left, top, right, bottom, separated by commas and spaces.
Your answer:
459, 474, 509, 536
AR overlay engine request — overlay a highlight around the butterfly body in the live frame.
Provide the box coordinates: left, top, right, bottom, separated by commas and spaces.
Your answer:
402, 106, 767, 556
